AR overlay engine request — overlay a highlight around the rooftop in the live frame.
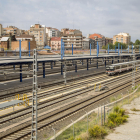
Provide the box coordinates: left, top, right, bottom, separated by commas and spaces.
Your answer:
51, 37, 61, 41
89, 33, 104, 39
15, 34, 34, 38
1, 37, 9, 41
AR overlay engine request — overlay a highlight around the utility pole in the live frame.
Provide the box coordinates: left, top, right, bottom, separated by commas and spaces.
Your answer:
31, 49, 38, 140
132, 47, 135, 89
63, 60, 67, 85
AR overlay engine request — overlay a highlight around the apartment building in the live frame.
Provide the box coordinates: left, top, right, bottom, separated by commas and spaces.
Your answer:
105, 37, 113, 45
29, 24, 46, 49
113, 32, 131, 45
50, 37, 61, 50
89, 33, 105, 49
82, 38, 90, 49
61, 28, 83, 50
46, 27, 60, 37
3, 26, 20, 36
0, 24, 3, 36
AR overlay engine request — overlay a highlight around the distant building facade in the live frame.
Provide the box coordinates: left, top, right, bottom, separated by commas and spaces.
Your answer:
113, 33, 131, 45
29, 24, 46, 49
15, 34, 35, 41
82, 38, 90, 49
46, 27, 60, 38
61, 28, 83, 50
3, 26, 20, 36
89, 33, 105, 49
105, 37, 113, 45
50, 37, 61, 50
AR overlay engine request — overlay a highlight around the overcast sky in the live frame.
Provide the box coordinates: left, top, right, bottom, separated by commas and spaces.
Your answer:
0, 0, 140, 42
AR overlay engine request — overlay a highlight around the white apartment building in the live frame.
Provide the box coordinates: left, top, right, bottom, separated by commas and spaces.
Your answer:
46, 27, 60, 38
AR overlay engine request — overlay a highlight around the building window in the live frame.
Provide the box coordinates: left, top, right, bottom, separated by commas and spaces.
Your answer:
121, 37, 123, 43
116, 37, 118, 42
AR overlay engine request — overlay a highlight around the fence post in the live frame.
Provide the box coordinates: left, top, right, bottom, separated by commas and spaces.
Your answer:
121, 93, 123, 105
52, 127, 56, 140
98, 105, 99, 123
101, 106, 102, 126
84, 111, 88, 131
104, 105, 105, 125
71, 119, 74, 138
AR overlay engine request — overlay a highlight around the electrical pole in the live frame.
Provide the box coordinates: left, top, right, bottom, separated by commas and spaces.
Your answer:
63, 60, 67, 85
31, 49, 38, 140
132, 47, 135, 89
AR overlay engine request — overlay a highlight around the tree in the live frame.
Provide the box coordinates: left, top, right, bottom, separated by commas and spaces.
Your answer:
129, 41, 134, 45
114, 42, 127, 49
134, 39, 140, 45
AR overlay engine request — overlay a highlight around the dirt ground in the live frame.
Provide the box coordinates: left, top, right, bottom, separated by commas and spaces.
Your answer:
105, 97, 140, 140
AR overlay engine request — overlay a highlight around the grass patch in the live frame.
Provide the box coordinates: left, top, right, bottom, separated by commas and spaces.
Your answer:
131, 108, 140, 111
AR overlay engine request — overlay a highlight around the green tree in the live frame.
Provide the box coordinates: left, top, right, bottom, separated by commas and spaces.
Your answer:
114, 42, 127, 49
129, 41, 134, 45
135, 39, 140, 45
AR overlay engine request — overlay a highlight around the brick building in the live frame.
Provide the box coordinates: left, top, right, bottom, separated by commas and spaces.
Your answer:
11, 40, 36, 51
105, 37, 113, 45
50, 37, 61, 50
1, 37, 9, 50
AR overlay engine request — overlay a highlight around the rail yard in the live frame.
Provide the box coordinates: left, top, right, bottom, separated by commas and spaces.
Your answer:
0, 53, 140, 140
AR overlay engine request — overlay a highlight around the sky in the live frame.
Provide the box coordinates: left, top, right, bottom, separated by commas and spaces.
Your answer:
0, 0, 140, 42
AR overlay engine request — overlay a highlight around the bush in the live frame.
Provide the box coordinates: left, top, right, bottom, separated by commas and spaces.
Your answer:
106, 120, 116, 128
113, 106, 120, 113
107, 107, 128, 128
119, 108, 125, 116
108, 112, 118, 122
88, 125, 107, 138
68, 136, 74, 140
115, 116, 124, 125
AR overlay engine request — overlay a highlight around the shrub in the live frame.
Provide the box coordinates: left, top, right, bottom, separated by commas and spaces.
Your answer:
119, 109, 125, 116
113, 106, 120, 113
123, 114, 129, 118
88, 125, 107, 138
115, 116, 124, 125
106, 120, 116, 128
68, 136, 74, 140
131, 108, 140, 111
108, 112, 118, 122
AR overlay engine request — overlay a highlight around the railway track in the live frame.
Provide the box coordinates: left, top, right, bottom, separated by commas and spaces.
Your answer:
0, 59, 126, 82
0, 69, 106, 101
0, 71, 139, 140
